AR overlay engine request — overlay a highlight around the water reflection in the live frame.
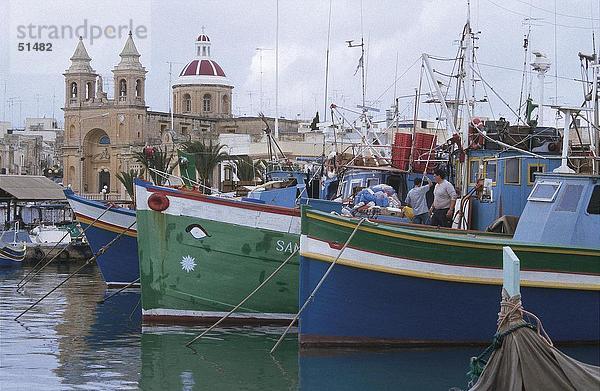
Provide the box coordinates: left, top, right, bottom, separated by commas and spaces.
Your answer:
1, 264, 598, 391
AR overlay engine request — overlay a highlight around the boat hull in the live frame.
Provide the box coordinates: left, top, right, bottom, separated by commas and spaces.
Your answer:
64, 190, 138, 287
299, 209, 600, 346
0, 244, 26, 267
135, 181, 301, 323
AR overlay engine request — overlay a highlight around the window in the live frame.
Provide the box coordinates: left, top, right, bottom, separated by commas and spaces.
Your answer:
98, 135, 110, 145
587, 185, 600, 214
70, 82, 78, 98
203, 94, 212, 112
367, 178, 379, 188
528, 181, 561, 202
183, 94, 191, 113
485, 160, 497, 183
528, 164, 546, 185
469, 159, 480, 184
119, 79, 127, 97
224, 166, 232, 181
555, 184, 583, 212
504, 158, 520, 185
85, 82, 93, 100
135, 79, 142, 97
222, 95, 230, 114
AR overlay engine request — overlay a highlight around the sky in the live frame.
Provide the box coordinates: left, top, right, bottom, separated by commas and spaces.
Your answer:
0, 0, 599, 129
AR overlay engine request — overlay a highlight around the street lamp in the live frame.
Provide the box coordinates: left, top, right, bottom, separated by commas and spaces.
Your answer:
78, 112, 108, 194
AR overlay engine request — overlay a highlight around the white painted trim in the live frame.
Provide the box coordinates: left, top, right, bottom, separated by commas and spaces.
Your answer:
143, 308, 295, 320
300, 235, 600, 289
67, 196, 137, 231
135, 185, 301, 234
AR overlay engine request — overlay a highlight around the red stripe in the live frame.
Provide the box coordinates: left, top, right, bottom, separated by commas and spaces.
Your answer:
147, 188, 300, 217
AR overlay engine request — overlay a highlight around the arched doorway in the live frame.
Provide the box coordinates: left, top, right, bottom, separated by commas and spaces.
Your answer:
98, 170, 110, 192
83, 128, 111, 193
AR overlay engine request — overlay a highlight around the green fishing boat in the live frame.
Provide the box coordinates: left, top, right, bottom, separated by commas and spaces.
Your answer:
135, 179, 301, 323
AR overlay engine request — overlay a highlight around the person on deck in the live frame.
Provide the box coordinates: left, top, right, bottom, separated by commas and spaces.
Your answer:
405, 177, 433, 224
429, 168, 457, 228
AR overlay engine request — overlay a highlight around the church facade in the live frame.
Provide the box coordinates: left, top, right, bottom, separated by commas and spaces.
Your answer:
62, 31, 298, 197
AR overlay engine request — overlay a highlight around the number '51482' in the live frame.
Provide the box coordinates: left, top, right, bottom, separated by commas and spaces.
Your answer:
17, 42, 53, 51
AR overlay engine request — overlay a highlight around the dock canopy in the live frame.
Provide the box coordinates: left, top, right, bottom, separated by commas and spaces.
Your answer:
0, 175, 66, 201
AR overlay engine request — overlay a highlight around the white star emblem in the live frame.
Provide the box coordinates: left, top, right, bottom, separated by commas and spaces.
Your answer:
180, 255, 196, 272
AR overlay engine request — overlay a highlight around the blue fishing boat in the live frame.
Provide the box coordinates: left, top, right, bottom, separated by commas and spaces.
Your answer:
0, 226, 27, 267
298, 171, 600, 345
64, 189, 138, 287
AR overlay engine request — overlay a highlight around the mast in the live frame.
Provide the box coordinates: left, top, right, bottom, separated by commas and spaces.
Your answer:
274, 0, 280, 140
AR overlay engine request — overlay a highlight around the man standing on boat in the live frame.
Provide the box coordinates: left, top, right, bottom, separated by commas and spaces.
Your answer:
429, 168, 457, 228
405, 177, 433, 224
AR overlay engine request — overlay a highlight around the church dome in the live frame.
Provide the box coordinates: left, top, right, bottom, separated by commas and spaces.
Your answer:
174, 30, 232, 87
180, 59, 225, 77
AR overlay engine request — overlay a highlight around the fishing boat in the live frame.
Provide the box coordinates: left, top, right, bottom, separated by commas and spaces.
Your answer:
135, 178, 302, 323
64, 189, 138, 287
0, 224, 27, 267
298, 170, 600, 345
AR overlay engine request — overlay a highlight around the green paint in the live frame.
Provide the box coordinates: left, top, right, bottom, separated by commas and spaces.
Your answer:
137, 210, 299, 316
302, 208, 600, 275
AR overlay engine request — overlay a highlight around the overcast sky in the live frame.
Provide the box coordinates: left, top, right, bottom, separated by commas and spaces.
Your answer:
0, 0, 599, 128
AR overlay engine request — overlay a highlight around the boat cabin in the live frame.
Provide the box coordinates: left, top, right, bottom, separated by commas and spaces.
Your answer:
513, 173, 600, 248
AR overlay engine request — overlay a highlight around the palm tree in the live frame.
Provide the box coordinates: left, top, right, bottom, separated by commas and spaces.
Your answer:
115, 169, 144, 202
235, 155, 266, 182
133, 146, 175, 186
181, 139, 229, 192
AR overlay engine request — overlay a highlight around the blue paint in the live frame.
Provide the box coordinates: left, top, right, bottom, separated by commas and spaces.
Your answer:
466, 150, 561, 230
299, 256, 600, 343
82, 222, 139, 285
514, 173, 600, 248
65, 190, 139, 286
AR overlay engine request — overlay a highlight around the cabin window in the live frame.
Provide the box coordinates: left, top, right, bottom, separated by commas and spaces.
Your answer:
469, 159, 480, 184
587, 185, 600, 214
555, 184, 583, 212
504, 158, 520, 185
484, 160, 497, 184
367, 178, 379, 188
528, 181, 561, 202
528, 164, 546, 185
350, 180, 363, 196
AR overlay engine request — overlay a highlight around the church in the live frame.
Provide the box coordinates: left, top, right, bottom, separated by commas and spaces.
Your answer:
62, 30, 299, 197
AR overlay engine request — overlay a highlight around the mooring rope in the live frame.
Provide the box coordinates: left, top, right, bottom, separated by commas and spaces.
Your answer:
14, 220, 136, 321
270, 218, 367, 354
17, 203, 114, 290
186, 248, 299, 348
97, 277, 141, 304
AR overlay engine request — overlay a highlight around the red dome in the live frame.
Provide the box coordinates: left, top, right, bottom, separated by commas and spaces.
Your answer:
179, 59, 226, 77
197, 34, 210, 42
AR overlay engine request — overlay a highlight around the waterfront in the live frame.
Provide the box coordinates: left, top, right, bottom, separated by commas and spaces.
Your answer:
1, 263, 598, 390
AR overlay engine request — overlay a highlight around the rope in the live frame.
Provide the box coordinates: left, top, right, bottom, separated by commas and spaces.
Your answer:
466, 292, 553, 387
186, 248, 299, 348
97, 277, 140, 304
17, 203, 114, 290
270, 218, 367, 354
14, 220, 136, 321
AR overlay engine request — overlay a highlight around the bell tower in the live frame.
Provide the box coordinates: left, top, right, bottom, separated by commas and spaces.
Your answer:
64, 37, 97, 108
112, 31, 147, 106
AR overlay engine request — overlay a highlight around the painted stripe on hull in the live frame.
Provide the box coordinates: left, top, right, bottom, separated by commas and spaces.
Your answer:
301, 235, 600, 291
306, 211, 599, 256
299, 255, 600, 344
135, 184, 300, 234
143, 308, 294, 321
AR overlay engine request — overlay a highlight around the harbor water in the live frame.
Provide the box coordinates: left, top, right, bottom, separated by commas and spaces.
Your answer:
1, 263, 598, 390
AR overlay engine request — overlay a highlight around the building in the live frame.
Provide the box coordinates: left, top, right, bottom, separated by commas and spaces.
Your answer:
62, 31, 301, 197
0, 117, 63, 175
